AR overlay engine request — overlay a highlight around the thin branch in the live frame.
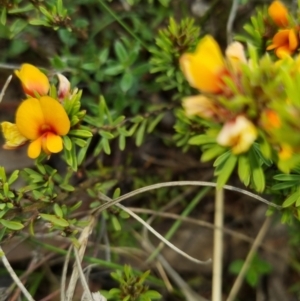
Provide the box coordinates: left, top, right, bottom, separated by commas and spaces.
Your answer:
0, 75, 13, 104
74, 247, 94, 301
212, 188, 224, 301
226, 216, 272, 301
66, 216, 96, 301
61, 245, 73, 301
0, 246, 35, 301
93, 181, 281, 215
98, 192, 211, 264
227, 0, 239, 44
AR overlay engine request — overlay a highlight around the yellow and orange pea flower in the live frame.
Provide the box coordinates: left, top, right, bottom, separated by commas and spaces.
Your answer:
217, 115, 257, 154
1, 96, 70, 159
180, 35, 246, 95
15, 64, 50, 97
267, 1, 299, 58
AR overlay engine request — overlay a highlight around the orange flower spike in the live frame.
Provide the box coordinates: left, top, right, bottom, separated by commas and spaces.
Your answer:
268, 1, 289, 27
180, 35, 226, 94
16, 96, 70, 159
15, 64, 50, 97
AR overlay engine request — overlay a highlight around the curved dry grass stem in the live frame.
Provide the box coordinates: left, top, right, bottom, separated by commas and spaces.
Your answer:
94, 181, 281, 214
61, 245, 73, 301
98, 192, 211, 264
66, 216, 96, 301
74, 247, 93, 300
227, 0, 239, 44
0, 246, 35, 301
0, 75, 13, 104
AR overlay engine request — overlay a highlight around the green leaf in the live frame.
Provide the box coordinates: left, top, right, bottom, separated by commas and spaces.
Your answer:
40, 214, 69, 227
189, 134, 215, 145
120, 72, 133, 92
249, 148, 265, 193
0, 219, 24, 230
53, 204, 63, 218
60, 184, 75, 192
136, 120, 147, 146
102, 138, 111, 155
1, 7, 6, 25
119, 135, 126, 151
114, 40, 128, 63
111, 216, 121, 231
7, 170, 19, 185
142, 290, 162, 299
282, 192, 299, 208
238, 155, 251, 186
147, 113, 164, 133
201, 145, 225, 162
77, 137, 91, 166
99, 130, 114, 139
68, 129, 93, 138
216, 154, 237, 188
63, 135, 73, 151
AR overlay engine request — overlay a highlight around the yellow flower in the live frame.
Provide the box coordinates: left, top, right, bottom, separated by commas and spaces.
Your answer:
267, 29, 298, 58
1, 122, 27, 149
15, 96, 70, 158
268, 1, 289, 27
217, 115, 257, 154
15, 64, 50, 97
180, 35, 246, 94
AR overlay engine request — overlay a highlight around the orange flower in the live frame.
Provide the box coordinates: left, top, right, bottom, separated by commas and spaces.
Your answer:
217, 115, 257, 154
15, 64, 50, 97
268, 1, 289, 27
267, 29, 298, 58
180, 35, 246, 94
10, 96, 70, 158
261, 109, 281, 130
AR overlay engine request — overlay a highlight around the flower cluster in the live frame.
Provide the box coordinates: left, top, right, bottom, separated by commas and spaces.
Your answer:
1, 64, 74, 159
179, 27, 300, 174
267, 1, 300, 58
180, 35, 257, 155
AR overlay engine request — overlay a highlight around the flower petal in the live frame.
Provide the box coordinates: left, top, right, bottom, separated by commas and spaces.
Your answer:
225, 42, 247, 72
15, 64, 50, 97
16, 98, 45, 140
39, 96, 70, 136
288, 28, 298, 50
180, 35, 226, 93
217, 116, 257, 154
57, 73, 71, 101
45, 133, 63, 153
1, 122, 28, 149
28, 137, 42, 159
183, 95, 216, 119
268, 1, 289, 27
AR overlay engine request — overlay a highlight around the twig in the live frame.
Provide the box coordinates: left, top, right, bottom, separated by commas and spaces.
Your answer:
227, 0, 239, 44
74, 247, 94, 301
212, 188, 224, 301
0, 246, 35, 301
66, 216, 96, 301
0, 75, 13, 104
226, 216, 272, 301
98, 192, 211, 264
61, 245, 73, 301
93, 181, 281, 214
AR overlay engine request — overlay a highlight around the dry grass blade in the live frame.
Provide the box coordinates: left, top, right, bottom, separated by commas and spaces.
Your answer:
98, 192, 211, 264
66, 216, 96, 301
0, 75, 13, 104
0, 246, 35, 301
